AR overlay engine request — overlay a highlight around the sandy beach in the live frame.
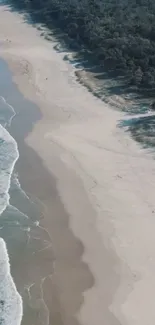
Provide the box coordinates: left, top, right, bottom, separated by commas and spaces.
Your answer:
0, 4, 155, 325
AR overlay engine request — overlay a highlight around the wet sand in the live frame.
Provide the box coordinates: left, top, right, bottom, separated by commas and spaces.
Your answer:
9, 92, 95, 325
0, 60, 96, 325
6, 59, 120, 325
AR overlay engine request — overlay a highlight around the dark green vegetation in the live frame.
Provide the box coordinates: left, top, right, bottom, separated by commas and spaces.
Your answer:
119, 114, 155, 148
8, 0, 155, 98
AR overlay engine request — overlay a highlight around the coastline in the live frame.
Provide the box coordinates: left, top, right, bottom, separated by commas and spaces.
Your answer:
7, 66, 96, 325
0, 7, 120, 325
0, 6, 121, 325
1, 4, 155, 325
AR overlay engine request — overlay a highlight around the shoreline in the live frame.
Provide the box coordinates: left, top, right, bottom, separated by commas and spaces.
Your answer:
1, 4, 155, 325
0, 5, 121, 325
7, 68, 96, 325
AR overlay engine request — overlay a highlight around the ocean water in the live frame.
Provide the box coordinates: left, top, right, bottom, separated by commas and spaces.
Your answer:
0, 58, 53, 325
0, 96, 23, 325
0, 58, 48, 325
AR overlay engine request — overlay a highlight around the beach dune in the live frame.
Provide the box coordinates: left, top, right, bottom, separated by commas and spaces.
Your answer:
0, 5, 155, 325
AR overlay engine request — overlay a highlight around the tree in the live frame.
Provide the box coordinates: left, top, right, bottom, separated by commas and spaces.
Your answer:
9, 0, 155, 96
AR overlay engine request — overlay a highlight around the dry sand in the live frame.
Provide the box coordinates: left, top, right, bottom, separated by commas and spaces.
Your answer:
0, 5, 155, 325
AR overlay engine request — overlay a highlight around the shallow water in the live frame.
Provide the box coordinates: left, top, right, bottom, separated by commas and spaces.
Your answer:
0, 59, 52, 325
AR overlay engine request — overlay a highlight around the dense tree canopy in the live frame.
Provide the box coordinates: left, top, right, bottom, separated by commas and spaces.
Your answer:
9, 0, 155, 96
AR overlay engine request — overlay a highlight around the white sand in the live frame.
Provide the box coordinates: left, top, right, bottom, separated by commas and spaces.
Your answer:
0, 5, 155, 325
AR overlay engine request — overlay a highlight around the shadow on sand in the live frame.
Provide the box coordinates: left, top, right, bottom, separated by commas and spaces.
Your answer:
119, 114, 155, 150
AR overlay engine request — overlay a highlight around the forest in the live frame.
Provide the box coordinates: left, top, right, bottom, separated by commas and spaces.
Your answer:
8, 0, 155, 97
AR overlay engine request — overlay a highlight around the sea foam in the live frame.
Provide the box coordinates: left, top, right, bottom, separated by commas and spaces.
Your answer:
0, 96, 16, 128
0, 239, 23, 325
0, 111, 23, 324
